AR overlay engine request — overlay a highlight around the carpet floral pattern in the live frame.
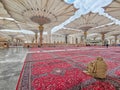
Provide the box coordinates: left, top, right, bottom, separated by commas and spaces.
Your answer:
82, 81, 115, 90
16, 47, 120, 90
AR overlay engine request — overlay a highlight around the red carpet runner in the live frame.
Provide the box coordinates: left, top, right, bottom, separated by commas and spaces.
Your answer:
16, 47, 120, 90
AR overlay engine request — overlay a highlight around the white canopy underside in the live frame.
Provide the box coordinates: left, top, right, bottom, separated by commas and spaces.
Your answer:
0, 0, 120, 41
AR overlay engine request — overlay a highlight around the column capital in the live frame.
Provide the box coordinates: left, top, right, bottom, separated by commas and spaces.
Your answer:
113, 34, 119, 37
39, 25, 44, 32
100, 31, 109, 35
39, 25, 44, 47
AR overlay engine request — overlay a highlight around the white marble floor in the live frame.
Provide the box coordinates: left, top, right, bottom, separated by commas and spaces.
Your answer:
0, 47, 28, 90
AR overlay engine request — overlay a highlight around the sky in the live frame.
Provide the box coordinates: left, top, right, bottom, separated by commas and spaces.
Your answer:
51, 0, 120, 33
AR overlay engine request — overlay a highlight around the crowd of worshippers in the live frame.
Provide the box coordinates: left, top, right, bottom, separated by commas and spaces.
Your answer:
84, 57, 107, 79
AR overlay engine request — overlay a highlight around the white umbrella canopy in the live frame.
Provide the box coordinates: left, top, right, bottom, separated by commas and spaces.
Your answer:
1, 0, 75, 30
18, 21, 63, 34
17, 22, 38, 31
15, 34, 35, 42
105, 0, 120, 20
0, 30, 22, 37
0, 2, 10, 18
0, 29, 36, 36
0, 37, 8, 41
0, 29, 36, 43
106, 29, 120, 36
88, 24, 118, 34
87, 24, 120, 43
55, 28, 81, 35
63, 13, 113, 41
0, 32, 10, 41
65, 13, 112, 32
52, 0, 120, 38
0, 19, 19, 30
106, 36, 115, 39
0, 0, 120, 43
0, 19, 38, 40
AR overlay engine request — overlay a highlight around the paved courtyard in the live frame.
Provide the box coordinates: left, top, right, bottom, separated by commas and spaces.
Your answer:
0, 47, 28, 90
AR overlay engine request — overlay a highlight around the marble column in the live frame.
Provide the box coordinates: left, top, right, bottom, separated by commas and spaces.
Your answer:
100, 31, 109, 45
65, 34, 68, 44
39, 25, 44, 47
93, 37, 97, 41
76, 38, 78, 44
101, 33, 105, 45
113, 34, 119, 46
35, 32, 38, 44
84, 30, 87, 41
72, 37, 74, 44
114, 36, 117, 46
9, 35, 15, 46
109, 39, 112, 46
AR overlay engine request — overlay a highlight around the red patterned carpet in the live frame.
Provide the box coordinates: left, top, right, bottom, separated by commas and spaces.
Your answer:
16, 47, 120, 90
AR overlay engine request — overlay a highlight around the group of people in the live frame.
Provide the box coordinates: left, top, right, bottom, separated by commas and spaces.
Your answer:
84, 57, 107, 79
